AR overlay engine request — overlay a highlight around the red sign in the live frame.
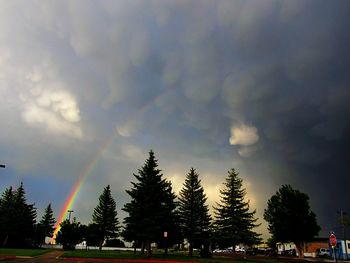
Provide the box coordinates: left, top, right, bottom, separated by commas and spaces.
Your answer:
329, 233, 337, 247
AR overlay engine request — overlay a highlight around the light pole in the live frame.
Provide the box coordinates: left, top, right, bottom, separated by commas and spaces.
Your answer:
338, 210, 348, 260
67, 210, 74, 222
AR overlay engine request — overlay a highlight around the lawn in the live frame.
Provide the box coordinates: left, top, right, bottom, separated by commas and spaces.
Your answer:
0, 248, 52, 257
61, 250, 280, 263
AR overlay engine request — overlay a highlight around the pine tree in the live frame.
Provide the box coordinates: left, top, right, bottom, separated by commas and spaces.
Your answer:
13, 182, 37, 247
0, 183, 37, 247
0, 187, 15, 247
37, 203, 56, 245
178, 168, 211, 257
92, 185, 119, 251
123, 150, 177, 257
214, 169, 260, 250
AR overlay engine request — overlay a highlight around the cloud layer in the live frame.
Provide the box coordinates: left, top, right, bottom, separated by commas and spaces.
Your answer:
1, 0, 350, 238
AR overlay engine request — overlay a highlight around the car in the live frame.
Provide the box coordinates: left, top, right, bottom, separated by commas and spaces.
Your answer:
316, 248, 330, 257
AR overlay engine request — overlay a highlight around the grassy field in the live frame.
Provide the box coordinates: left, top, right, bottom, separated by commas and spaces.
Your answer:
61, 250, 279, 263
0, 248, 52, 257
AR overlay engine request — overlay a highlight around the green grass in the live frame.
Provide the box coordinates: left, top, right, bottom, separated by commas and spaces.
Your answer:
0, 248, 52, 257
61, 250, 278, 263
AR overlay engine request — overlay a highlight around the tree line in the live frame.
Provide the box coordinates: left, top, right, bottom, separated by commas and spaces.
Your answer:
0, 150, 320, 257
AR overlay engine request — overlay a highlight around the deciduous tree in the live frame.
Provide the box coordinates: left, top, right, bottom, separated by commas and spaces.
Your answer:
264, 184, 320, 257
55, 218, 83, 250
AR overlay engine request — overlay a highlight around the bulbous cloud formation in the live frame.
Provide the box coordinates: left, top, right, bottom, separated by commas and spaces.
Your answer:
230, 124, 259, 146
0, 0, 350, 238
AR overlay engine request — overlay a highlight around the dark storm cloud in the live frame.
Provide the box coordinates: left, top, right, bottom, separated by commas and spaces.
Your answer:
1, 0, 350, 237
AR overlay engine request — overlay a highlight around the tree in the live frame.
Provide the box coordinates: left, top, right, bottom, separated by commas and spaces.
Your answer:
213, 168, 260, 250
55, 218, 83, 250
178, 168, 211, 257
92, 185, 119, 251
0, 187, 15, 247
264, 184, 320, 257
123, 150, 177, 257
0, 183, 37, 247
36, 203, 56, 246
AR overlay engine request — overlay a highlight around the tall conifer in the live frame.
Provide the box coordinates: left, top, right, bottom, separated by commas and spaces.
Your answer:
214, 169, 260, 250
92, 185, 119, 251
178, 168, 211, 256
123, 150, 177, 257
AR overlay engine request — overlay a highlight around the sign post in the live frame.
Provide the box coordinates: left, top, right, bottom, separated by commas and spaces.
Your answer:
330, 232, 337, 263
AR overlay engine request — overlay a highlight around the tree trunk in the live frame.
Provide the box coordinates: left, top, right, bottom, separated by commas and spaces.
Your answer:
2, 234, 8, 247
145, 240, 152, 257
189, 240, 193, 257
99, 239, 103, 252
295, 242, 303, 258
141, 241, 145, 254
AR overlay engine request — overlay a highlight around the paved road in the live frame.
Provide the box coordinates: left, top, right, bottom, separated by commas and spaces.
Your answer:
1, 251, 66, 263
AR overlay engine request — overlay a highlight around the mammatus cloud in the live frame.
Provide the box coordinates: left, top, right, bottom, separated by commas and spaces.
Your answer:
229, 124, 259, 157
21, 87, 83, 139
229, 124, 259, 146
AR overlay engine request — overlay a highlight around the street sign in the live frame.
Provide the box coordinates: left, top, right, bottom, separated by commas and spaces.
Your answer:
330, 233, 337, 247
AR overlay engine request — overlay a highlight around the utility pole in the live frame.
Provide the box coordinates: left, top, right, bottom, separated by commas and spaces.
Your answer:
340, 210, 348, 260
67, 210, 74, 222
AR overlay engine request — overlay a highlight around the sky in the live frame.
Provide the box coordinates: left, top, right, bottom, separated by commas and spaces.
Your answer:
1, 0, 350, 240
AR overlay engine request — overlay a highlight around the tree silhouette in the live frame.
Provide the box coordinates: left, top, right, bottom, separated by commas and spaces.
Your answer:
123, 150, 177, 257
92, 185, 119, 251
0, 183, 37, 247
36, 203, 56, 246
178, 168, 211, 257
214, 169, 260, 250
264, 185, 320, 257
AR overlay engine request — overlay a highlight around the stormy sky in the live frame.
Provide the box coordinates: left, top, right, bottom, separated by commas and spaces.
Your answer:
1, 0, 350, 239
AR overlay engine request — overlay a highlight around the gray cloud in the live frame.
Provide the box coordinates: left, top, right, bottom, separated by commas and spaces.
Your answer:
1, 0, 350, 238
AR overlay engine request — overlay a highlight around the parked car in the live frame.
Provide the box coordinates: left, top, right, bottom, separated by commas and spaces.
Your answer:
316, 248, 330, 257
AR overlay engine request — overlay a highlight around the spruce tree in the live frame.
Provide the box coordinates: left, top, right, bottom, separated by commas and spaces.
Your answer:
37, 203, 56, 245
0, 183, 37, 247
178, 168, 211, 257
214, 169, 260, 250
123, 150, 177, 257
0, 187, 15, 247
92, 185, 119, 251
13, 182, 37, 247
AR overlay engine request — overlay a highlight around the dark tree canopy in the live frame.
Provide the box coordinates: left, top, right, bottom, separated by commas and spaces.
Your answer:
55, 218, 83, 250
36, 203, 56, 245
214, 168, 260, 249
92, 185, 119, 251
178, 168, 211, 257
0, 183, 37, 248
122, 150, 177, 256
264, 184, 320, 256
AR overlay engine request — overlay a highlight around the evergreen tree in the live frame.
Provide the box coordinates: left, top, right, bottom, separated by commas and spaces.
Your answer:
92, 185, 119, 251
123, 150, 177, 257
36, 203, 56, 245
214, 169, 260, 250
178, 168, 211, 257
0, 187, 15, 247
0, 183, 36, 247
13, 182, 37, 247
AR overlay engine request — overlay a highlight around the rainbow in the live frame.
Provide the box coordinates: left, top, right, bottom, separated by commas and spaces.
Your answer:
53, 136, 115, 239
53, 86, 179, 240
